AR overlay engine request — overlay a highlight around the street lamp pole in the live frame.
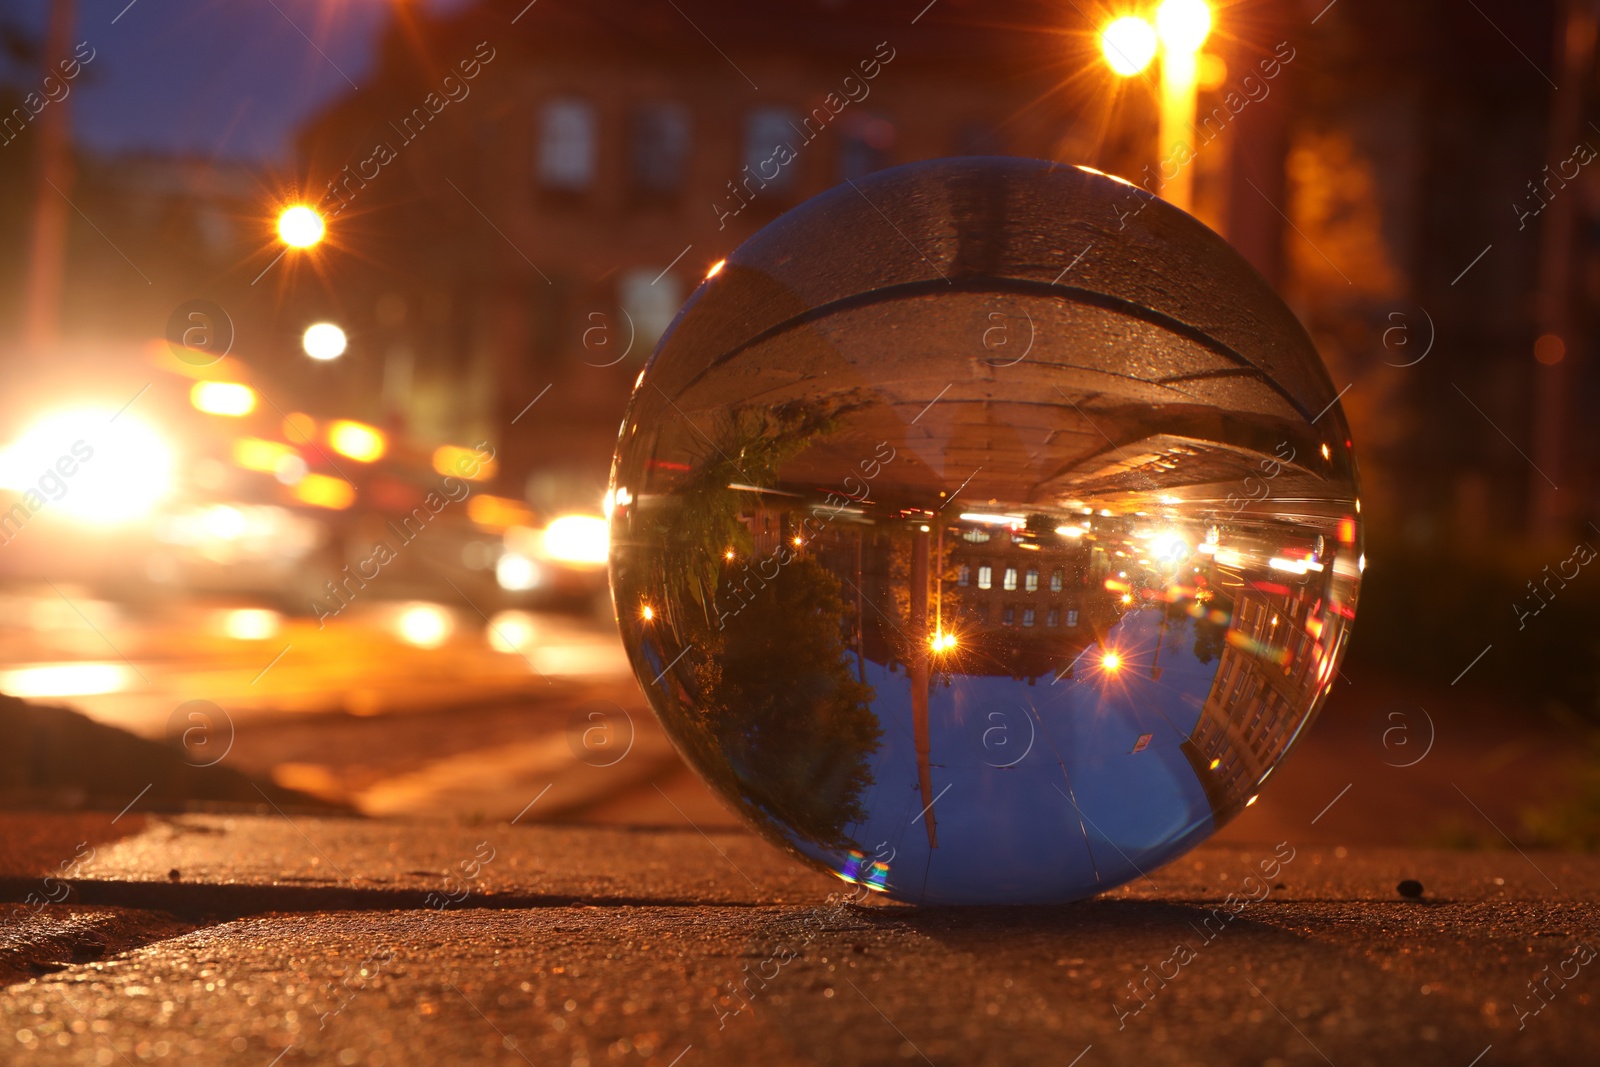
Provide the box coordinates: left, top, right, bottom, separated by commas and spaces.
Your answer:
1154, 0, 1211, 213
1157, 48, 1199, 212
21, 0, 78, 354
1100, 0, 1212, 214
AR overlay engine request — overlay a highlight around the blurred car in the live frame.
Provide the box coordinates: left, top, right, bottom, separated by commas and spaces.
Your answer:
0, 340, 601, 615
494, 512, 609, 611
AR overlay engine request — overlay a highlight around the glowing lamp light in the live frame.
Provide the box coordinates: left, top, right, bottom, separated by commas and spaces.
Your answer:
0, 662, 134, 698
541, 514, 609, 566
277, 205, 325, 248
468, 494, 533, 531
1149, 531, 1190, 562
234, 437, 297, 473
202, 505, 247, 540
302, 322, 347, 361
432, 444, 495, 481
1155, 0, 1211, 53
930, 632, 958, 652
1101, 16, 1158, 76
1101, 651, 1123, 671
495, 553, 542, 591
0, 411, 174, 524
706, 259, 726, 279
395, 603, 453, 648
283, 412, 317, 444
327, 420, 386, 462
960, 512, 1024, 526
221, 608, 281, 641
190, 381, 257, 417
640, 604, 655, 621
293, 473, 355, 510
487, 610, 538, 653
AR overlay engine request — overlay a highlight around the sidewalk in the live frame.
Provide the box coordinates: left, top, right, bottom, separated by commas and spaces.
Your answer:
2, 812, 1597, 1066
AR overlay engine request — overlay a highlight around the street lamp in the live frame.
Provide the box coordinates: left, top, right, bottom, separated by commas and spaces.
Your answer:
277, 205, 326, 249
1100, 16, 1158, 76
303, 322, 348, 361
1099, 0, 1212, 212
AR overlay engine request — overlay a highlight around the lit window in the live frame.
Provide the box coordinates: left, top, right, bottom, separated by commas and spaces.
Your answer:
1001, 606, 1015, 626
956, 564, 970, 587
538, 98, 597, 190
631, 101, 691, 195
1022, 608, 1035, 627
1024, 569, 1038, 592
619, 268, 683, 352
744, 107, 799, 192
1046, 608, 1060, 627
1066, 609, 1079, 627
1050, 570, 1063, 592
977, 565, 992, 590
1003, 567, 1018, 591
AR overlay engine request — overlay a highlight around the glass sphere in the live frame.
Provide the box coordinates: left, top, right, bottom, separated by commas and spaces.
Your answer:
608, 158, 1362, 905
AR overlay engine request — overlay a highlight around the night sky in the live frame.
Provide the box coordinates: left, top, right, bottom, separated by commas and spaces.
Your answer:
4, 0, 471, 161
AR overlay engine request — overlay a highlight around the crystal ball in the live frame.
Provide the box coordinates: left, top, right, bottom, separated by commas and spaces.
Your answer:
608, 158, 1362, 905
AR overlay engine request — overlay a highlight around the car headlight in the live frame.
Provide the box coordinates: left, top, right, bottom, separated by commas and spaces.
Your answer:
0, 409, 175, 524
540, 514, 609, 567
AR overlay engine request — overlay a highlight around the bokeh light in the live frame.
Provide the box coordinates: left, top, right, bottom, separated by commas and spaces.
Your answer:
302, 322, 348, 361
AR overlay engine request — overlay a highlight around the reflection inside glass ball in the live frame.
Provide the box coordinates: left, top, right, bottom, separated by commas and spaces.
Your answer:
609, 158, 1362, 905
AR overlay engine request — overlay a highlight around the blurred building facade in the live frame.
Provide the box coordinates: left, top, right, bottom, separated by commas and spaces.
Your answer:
287, 0, 1310, 512
2, 0, 1594, 551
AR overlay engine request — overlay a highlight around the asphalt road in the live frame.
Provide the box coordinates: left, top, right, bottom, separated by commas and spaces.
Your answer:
1, 587, 1597, 1067
2, 814, 1598, 1067
0, 587, 1584, 845
0, 589, 624, 731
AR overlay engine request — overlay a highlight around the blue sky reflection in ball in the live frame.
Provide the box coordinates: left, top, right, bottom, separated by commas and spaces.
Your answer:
608, 158, 1362, 905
